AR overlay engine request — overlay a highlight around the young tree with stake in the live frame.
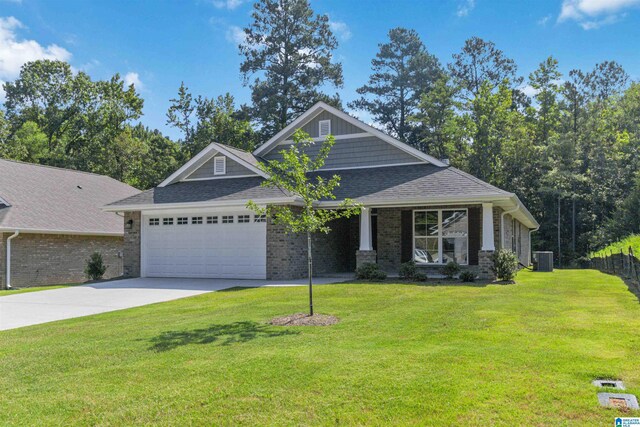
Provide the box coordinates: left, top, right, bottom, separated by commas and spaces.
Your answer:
247, 130, 361, 316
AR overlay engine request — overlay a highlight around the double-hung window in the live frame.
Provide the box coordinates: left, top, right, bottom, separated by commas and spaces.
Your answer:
413, 209, 468, 265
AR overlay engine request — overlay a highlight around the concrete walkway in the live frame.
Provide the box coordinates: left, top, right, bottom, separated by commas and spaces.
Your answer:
0, 276, 347, 331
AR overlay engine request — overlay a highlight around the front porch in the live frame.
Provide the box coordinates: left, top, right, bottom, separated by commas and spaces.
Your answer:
265, 202, 530, 280
354, 203, 498, 279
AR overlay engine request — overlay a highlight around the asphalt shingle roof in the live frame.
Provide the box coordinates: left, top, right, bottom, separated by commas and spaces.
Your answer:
0, 159, 140, 234
107, 176, 290, 207
107, 164, 510, 207
313, 164, 511, 202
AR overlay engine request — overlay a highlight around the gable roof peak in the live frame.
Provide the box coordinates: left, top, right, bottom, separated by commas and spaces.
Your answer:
252, 102, 447, 167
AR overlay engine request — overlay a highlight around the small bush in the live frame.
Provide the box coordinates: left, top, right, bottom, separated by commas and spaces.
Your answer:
399, 261, 418, 280
85, 251, 107, 281
355, 263, 387, 281
442, 261, 461, 279
491, 249, 519, 281
413, 271, 428, 282
459, 270, 476, 282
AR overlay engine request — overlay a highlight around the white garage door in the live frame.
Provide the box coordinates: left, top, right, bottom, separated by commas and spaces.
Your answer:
142, 211, 267, 279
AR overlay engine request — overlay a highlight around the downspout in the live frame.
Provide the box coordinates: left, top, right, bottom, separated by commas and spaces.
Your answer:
528, 225, 540, 266
5, 230, 19, 289
500, 202, 520, 250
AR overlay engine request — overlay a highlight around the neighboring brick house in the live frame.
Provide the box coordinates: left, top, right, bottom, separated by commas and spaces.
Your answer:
106, 102, 538, 280
0, 160, 139, 288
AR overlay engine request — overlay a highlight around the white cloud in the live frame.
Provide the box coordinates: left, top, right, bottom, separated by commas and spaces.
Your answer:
520, 84, 539, 98
456, 0, 475, 17
124, 72, 143, 90
0, 16, 72, 101
329, 20, 351, 41
225, 25, 246, 45
211, 0, 245, 10
558, 0, 640, 29
537, 15, 551, 25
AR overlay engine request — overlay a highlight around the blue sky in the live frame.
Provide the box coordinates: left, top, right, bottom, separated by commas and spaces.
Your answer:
2, 0, 640, 139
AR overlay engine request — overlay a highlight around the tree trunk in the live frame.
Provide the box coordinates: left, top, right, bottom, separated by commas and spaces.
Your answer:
557, 196, 562, 268
307, 230, 313, 316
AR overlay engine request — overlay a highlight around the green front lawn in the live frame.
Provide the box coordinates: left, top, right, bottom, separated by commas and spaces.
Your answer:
1, 270, 639, 425
0, 284, 74, 297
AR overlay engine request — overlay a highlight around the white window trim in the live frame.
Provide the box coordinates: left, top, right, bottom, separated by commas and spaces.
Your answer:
412, 208, 469, 266
213, 156, 226, 176
318, 119, 331, 137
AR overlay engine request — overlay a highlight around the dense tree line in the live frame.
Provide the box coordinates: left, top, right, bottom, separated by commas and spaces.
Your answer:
1, 0, 639, 263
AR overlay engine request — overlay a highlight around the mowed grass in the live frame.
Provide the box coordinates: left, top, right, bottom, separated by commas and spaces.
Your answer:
1, 270, 639, 426
0, 284, 74, 297
591, 234, 640, 258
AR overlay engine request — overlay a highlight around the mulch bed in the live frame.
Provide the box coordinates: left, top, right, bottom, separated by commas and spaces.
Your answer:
270, 313, 339, 326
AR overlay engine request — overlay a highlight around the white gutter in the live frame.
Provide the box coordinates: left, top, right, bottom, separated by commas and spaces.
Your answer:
0, 227, 123, 237
5, 230, 19, 289
102, 197, 301, 212
501, 201, 520, 249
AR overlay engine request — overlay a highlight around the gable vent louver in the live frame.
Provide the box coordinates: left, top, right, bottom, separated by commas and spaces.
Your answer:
214, 156, 226, 175
319, 119, 331, 137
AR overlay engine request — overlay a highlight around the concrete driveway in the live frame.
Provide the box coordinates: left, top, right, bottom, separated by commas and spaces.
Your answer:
0, 276, 346, 331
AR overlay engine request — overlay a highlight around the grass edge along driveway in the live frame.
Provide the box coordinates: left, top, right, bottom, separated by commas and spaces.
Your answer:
1, 269, 638, 425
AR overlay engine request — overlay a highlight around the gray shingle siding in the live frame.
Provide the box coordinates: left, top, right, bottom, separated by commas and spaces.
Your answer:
282, 110, 362, 139
263, 135, 421, 170
187, 155, 255, 180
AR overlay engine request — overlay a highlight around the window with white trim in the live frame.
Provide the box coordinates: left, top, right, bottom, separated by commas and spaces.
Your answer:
254, 214, 266, 223
318, 119, 331, 137
206, 216, 218, 224
413, 209, 468, 265
214, 156, 226, 175
163, 218, 174, 226
238, 215, 250, 223
222, 215, 234, 224
177, 217, 188, 225
192, 217, 203, 225
149, 218, 160, 226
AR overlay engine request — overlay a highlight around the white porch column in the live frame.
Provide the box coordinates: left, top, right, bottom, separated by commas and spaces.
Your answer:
359, 207, 373, 251
481, 203, 495, 251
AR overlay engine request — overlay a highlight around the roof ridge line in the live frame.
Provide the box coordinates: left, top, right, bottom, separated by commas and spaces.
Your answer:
0, 158, 112, 179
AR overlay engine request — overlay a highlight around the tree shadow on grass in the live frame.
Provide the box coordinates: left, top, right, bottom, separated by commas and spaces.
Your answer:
147, 321, 299, 352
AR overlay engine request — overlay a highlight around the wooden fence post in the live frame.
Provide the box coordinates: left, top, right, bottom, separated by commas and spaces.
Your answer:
631, 247, 639, 283
621, 249, 627, 277
611, 250, 616, 274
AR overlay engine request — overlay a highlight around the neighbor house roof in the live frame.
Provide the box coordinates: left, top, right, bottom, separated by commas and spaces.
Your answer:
0, 159, 140, 236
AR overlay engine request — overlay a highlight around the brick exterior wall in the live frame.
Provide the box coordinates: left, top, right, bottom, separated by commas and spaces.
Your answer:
266, 207, 307, 280
266, 208, 354, 280
377, 208, 402, 272
0, 232, 123, 288
496, 211, 531, 266
123, 211, 141, 277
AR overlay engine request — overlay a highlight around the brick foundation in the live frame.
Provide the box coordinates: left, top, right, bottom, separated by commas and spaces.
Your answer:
478, 250, 495, 280
356, 250, 377, 267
